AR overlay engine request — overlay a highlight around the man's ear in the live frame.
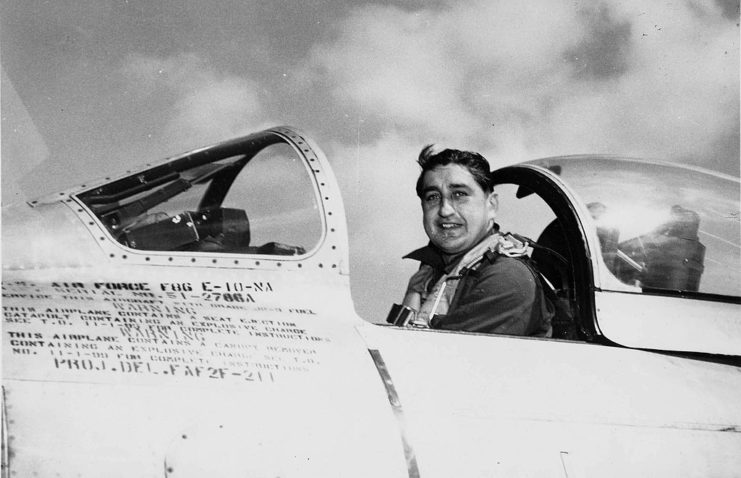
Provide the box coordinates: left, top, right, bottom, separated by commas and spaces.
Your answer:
487, 191, 499, 215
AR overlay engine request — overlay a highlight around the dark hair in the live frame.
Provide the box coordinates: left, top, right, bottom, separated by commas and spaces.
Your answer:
415, 144, 493, 198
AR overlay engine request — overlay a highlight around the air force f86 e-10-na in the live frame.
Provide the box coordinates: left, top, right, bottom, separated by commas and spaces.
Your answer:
3, 126, 740, 477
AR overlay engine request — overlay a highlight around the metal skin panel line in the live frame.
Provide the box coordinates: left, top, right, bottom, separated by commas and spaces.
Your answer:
368, 349, 421, 478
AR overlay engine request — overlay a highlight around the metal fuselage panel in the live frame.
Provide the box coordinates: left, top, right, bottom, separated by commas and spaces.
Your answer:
2, 196, 408, 476
2, 261, 409, 477
359, 324, 741, 477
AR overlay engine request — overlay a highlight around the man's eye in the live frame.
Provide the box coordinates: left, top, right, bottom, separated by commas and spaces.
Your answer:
453, 191, 468, 198
424, 193, 440, 203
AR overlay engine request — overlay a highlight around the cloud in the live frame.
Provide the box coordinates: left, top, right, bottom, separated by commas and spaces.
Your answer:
565, 5, 633, 80
546, 0, 739, 160
305, 0, 739, 169
308, 5, 480, 142
121, 53, 269, 150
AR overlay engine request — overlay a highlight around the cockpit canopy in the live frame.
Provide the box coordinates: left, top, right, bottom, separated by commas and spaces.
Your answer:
494, 155, 739, 356
530, 157, 739, 299
77, 132, 324, 257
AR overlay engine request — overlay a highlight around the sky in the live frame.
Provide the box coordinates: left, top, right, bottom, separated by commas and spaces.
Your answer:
1, 0, 739, 321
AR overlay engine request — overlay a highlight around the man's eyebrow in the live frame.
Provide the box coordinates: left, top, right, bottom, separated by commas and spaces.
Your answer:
449, 183, 474, 190
422, 183, 473, 194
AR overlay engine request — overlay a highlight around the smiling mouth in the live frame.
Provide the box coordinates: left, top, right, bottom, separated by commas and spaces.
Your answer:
440, 223, 461, 229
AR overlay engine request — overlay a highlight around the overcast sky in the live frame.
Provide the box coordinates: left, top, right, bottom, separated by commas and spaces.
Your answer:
2, 0, 739, 320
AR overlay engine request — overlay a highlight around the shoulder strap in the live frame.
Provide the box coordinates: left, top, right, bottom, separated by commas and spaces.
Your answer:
506, 232, 570, 294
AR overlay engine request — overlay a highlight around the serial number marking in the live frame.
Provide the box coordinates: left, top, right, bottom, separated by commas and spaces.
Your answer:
53, 358, 276, 382
200, 292, 255, 303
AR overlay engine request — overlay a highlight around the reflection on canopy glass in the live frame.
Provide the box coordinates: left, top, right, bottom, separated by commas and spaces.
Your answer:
539, 158, 740, 298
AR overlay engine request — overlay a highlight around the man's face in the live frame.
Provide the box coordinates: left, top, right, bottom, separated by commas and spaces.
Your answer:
420, 164, 498, 255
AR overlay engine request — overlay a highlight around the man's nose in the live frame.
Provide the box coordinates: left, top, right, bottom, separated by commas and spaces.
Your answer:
438, 197, 455, 217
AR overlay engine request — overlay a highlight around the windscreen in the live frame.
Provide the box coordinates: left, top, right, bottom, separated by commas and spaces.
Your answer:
78, 139, 323, 256
536, 158, 740, 298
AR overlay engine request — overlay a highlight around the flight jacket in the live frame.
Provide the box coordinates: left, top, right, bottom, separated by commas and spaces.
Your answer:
403, 239, 553, 337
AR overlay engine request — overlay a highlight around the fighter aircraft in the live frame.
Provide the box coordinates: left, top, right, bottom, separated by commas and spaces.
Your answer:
3, 126, 740, 477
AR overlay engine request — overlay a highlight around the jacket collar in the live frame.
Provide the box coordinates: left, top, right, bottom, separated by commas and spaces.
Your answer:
403, 243, 460, 273
404, 224, 502, 274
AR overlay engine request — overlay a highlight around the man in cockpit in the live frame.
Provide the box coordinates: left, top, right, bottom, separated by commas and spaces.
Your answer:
398, 145, 553, 336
